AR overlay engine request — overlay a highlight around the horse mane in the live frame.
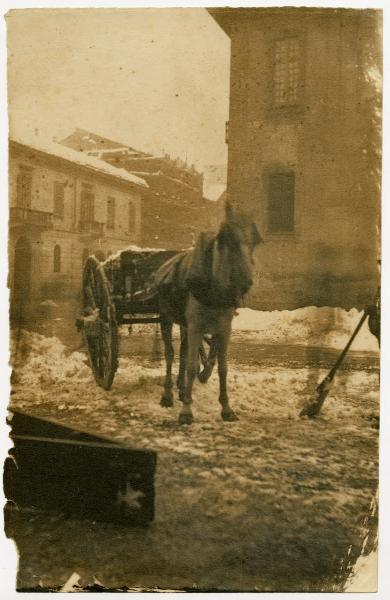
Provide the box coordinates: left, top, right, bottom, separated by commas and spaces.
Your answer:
184, 227, 242, 308
154, 214, 257, 309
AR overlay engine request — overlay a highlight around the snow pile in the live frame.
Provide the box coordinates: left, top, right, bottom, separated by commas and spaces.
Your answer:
11, 330, 89, 387
233, 307, 379, 352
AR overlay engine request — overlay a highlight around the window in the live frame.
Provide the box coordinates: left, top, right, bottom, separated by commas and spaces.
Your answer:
128, 201, 136, 234
107, 197, 116, 229
94, 250, 105, 262
16, 167, 32, 208
53, 244, 61, 273
53, 181, 65, 219
267, 172, 295, 233
273, 37, 300, 106
80, 184, 95, 222
82, 248, 90, 265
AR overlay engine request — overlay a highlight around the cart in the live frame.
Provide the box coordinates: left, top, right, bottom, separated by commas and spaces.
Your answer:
76, 247, 212, 390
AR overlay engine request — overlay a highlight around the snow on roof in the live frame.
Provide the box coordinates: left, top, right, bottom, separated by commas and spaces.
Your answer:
82, 135, 97, 144
10, 134, 149, 189
96, 147, 135, 155
124, 155, 166, 161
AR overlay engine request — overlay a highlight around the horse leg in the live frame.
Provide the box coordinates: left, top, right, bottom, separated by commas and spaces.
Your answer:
160, 319, 174, 408
198, 335, 218, 383
217, 333, 238, 422
177, 325, 187, 402
178, 329, 203, 425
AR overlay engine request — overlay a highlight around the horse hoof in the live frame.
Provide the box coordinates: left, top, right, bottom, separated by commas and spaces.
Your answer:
160, 395, 173, 408
198, 370, 210, 384
178, 411, 193, 425
221, 408, 238, 422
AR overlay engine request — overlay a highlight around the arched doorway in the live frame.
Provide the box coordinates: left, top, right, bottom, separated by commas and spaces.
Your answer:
11, 236, 32, 326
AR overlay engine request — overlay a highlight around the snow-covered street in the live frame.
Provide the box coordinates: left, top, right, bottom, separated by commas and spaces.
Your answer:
8, 307, 379, 591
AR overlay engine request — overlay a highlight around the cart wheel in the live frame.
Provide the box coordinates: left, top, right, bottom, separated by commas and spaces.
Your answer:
82, 256, 118, 390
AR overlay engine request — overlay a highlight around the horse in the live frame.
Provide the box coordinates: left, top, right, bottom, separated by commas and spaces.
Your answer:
154, 201, 262, 425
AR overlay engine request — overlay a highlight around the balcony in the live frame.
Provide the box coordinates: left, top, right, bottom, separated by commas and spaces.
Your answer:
78, 220, 104, 239
10, 207, 53, 230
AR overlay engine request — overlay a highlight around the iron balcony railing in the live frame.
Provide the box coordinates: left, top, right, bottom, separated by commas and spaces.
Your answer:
10, 206, 53, 229
78, 220, 104, 236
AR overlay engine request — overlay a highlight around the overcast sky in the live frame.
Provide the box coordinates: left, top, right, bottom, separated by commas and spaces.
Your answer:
6, 8, 230, 170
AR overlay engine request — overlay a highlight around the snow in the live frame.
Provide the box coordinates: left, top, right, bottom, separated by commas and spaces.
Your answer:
124, 155, 165, 161
9, 326, 379, 591
102, 244, 171, 266
233, 307, 379, 352
10, 330, 91, 388
10, 134, 149, 189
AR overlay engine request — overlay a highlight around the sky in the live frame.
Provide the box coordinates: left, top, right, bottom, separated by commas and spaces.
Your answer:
6, 8, 230, 171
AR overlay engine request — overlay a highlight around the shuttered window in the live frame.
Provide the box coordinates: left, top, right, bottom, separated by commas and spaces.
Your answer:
107, 197, 116, 229
128, 201, 136, 234
267, 172, 295, 233
53, 182, 65, 219
53, 244, 61, 273
80, 184, 95, 222
273, 37, 300, 106
16, 168, 32, 208
82, 248, 90, 265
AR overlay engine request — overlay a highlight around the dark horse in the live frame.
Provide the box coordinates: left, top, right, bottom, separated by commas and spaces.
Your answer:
154, 202, 262, 425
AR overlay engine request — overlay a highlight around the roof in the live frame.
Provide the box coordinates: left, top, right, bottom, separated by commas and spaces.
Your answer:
10, 133, 148, 189
59, 127, 148, 156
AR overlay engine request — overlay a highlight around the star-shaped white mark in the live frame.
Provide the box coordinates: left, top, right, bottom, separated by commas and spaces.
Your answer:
117, 483, 144, 510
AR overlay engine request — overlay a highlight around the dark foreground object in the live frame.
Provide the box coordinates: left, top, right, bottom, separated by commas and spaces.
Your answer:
4, 410, 156, 527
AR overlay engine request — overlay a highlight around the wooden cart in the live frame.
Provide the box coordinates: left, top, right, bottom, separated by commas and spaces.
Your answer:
76, 247, 211, 390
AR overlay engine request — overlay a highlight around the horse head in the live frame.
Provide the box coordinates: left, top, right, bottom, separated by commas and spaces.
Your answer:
212, 202, 263, 303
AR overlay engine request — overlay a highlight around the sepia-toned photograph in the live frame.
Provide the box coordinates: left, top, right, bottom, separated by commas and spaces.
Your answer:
3, 4, 383, 593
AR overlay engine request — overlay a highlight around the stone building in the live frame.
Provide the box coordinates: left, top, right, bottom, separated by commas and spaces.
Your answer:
208, 7, 381, 309
60, 129, 222, 249
9, 134, 147, 319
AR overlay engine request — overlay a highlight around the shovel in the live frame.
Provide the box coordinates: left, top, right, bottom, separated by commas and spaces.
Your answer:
299, 309, 369, 418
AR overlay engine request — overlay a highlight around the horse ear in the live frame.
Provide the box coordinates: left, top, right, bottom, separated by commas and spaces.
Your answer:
225, 201, 235, 222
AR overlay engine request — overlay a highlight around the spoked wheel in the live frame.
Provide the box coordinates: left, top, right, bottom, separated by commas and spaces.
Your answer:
82, 256, 118, 390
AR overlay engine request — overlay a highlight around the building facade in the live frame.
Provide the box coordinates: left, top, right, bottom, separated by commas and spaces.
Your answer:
9, 136, 146, 319
60, 129, 222, 249
209, 8, 381, 309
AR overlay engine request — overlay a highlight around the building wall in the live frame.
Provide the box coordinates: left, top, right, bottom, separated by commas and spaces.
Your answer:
135, 170, 221, 249
140, 193, 221, 250
9, 146, 142, 304
224, 9, 381, 309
